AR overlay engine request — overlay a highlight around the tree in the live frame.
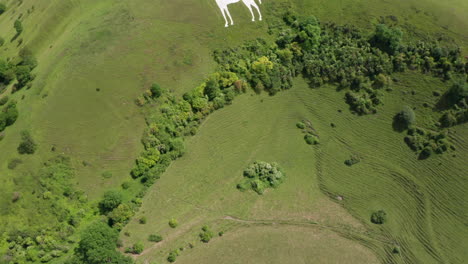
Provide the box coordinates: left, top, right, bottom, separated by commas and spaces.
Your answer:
73, 222, 133, 264
397, 106, 416, 129
99, 190, 123, 214
17, 130, 37, 154
14, 19, 23, 35
108, 203, 134, 230
150, 83, 162, 98
370, 210, 387, 224
370, 24, 403, 55
446, 80, 468, 104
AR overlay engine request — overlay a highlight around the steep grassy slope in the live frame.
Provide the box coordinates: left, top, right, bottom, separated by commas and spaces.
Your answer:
0, 0, 466, 263
123, 84, 382, 263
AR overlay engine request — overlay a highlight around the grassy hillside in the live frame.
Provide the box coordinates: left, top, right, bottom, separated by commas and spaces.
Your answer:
0, 0, 466, 263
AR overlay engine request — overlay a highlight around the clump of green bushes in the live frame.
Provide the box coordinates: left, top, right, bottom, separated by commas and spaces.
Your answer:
199, 225, 214, 243
237, 161, 285, 194
0, 100, 18, 132
167, 249, 180, 263
148, 234, 163, 243
17, 130, 37, 154
370, 210, 387, 224
404, 127, 453, 159
296, 119, 320, 145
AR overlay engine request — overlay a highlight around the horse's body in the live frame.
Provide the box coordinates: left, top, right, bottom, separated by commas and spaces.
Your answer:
215, 0, 263, 27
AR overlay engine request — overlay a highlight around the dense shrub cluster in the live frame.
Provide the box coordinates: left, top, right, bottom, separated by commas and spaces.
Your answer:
131, 73, 240, 188
237, 161, 285, 194
0, 48, 37, 91
199, 225, 214, 243
439, 81, 468, 127
214, 13, 467, 114
404, 127, 453, 159
69, 222, 132, 264
4, 156, 88, 263
0, 100, 18, 132
167, 249, 180, 263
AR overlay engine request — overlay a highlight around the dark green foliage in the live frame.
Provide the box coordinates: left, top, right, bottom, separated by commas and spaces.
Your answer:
14, 19, 23, 35
148, 234, 163, 243
108, 203, 135, 230
150, 83, 162, 98
72, 221, 132, 264
369, 24, 403, 55
344, 155, 361, 166
17, 130, 37, 154
404, 127, 452, 158
439, 80, 468, 127
237, 161, 285, 194
199, 225, 214, 243
167, 249, 180, 263
121, 181, 131, 189
296, 121, 305, 129
0, 100, 18, 132
131, 242, 144, 254
370, 210, 387, 224
168, 218, 178, 228
139, 216, 147, 224
99, 190, 123, 214
0, 3, 6, 15
395, 106, 416, 130
304, 134, 319, 145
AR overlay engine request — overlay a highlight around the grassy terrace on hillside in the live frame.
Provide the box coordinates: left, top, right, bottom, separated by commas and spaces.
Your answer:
0, 0, 467, 264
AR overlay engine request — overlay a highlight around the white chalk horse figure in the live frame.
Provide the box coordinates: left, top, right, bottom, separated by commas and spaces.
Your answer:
216, 0, 263, 27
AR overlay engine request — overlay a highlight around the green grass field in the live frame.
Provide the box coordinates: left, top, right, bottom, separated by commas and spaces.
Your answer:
0, 0, 467, 263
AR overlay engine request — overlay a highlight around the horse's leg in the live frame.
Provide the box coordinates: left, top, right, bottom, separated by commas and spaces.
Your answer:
251, 2, 262, 21
225, 7, 234, 26
219, 6, 229, 27
246, 4, 255, 21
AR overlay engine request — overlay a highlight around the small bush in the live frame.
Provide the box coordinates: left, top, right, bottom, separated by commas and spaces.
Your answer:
199, 225, 214, 243
14, 19, 23, 35
167, 249, 180, 263
132, 242, 144, 254
17, 130, 37, 154
148, 234, 163, 243
121, 181, 131, 189
139, 216, 147, 224
344, 155, 360, 166
168, 218, 178, 228
296, 122, 305, 129
304, 134, 319, 145
370, 210, 387, 224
